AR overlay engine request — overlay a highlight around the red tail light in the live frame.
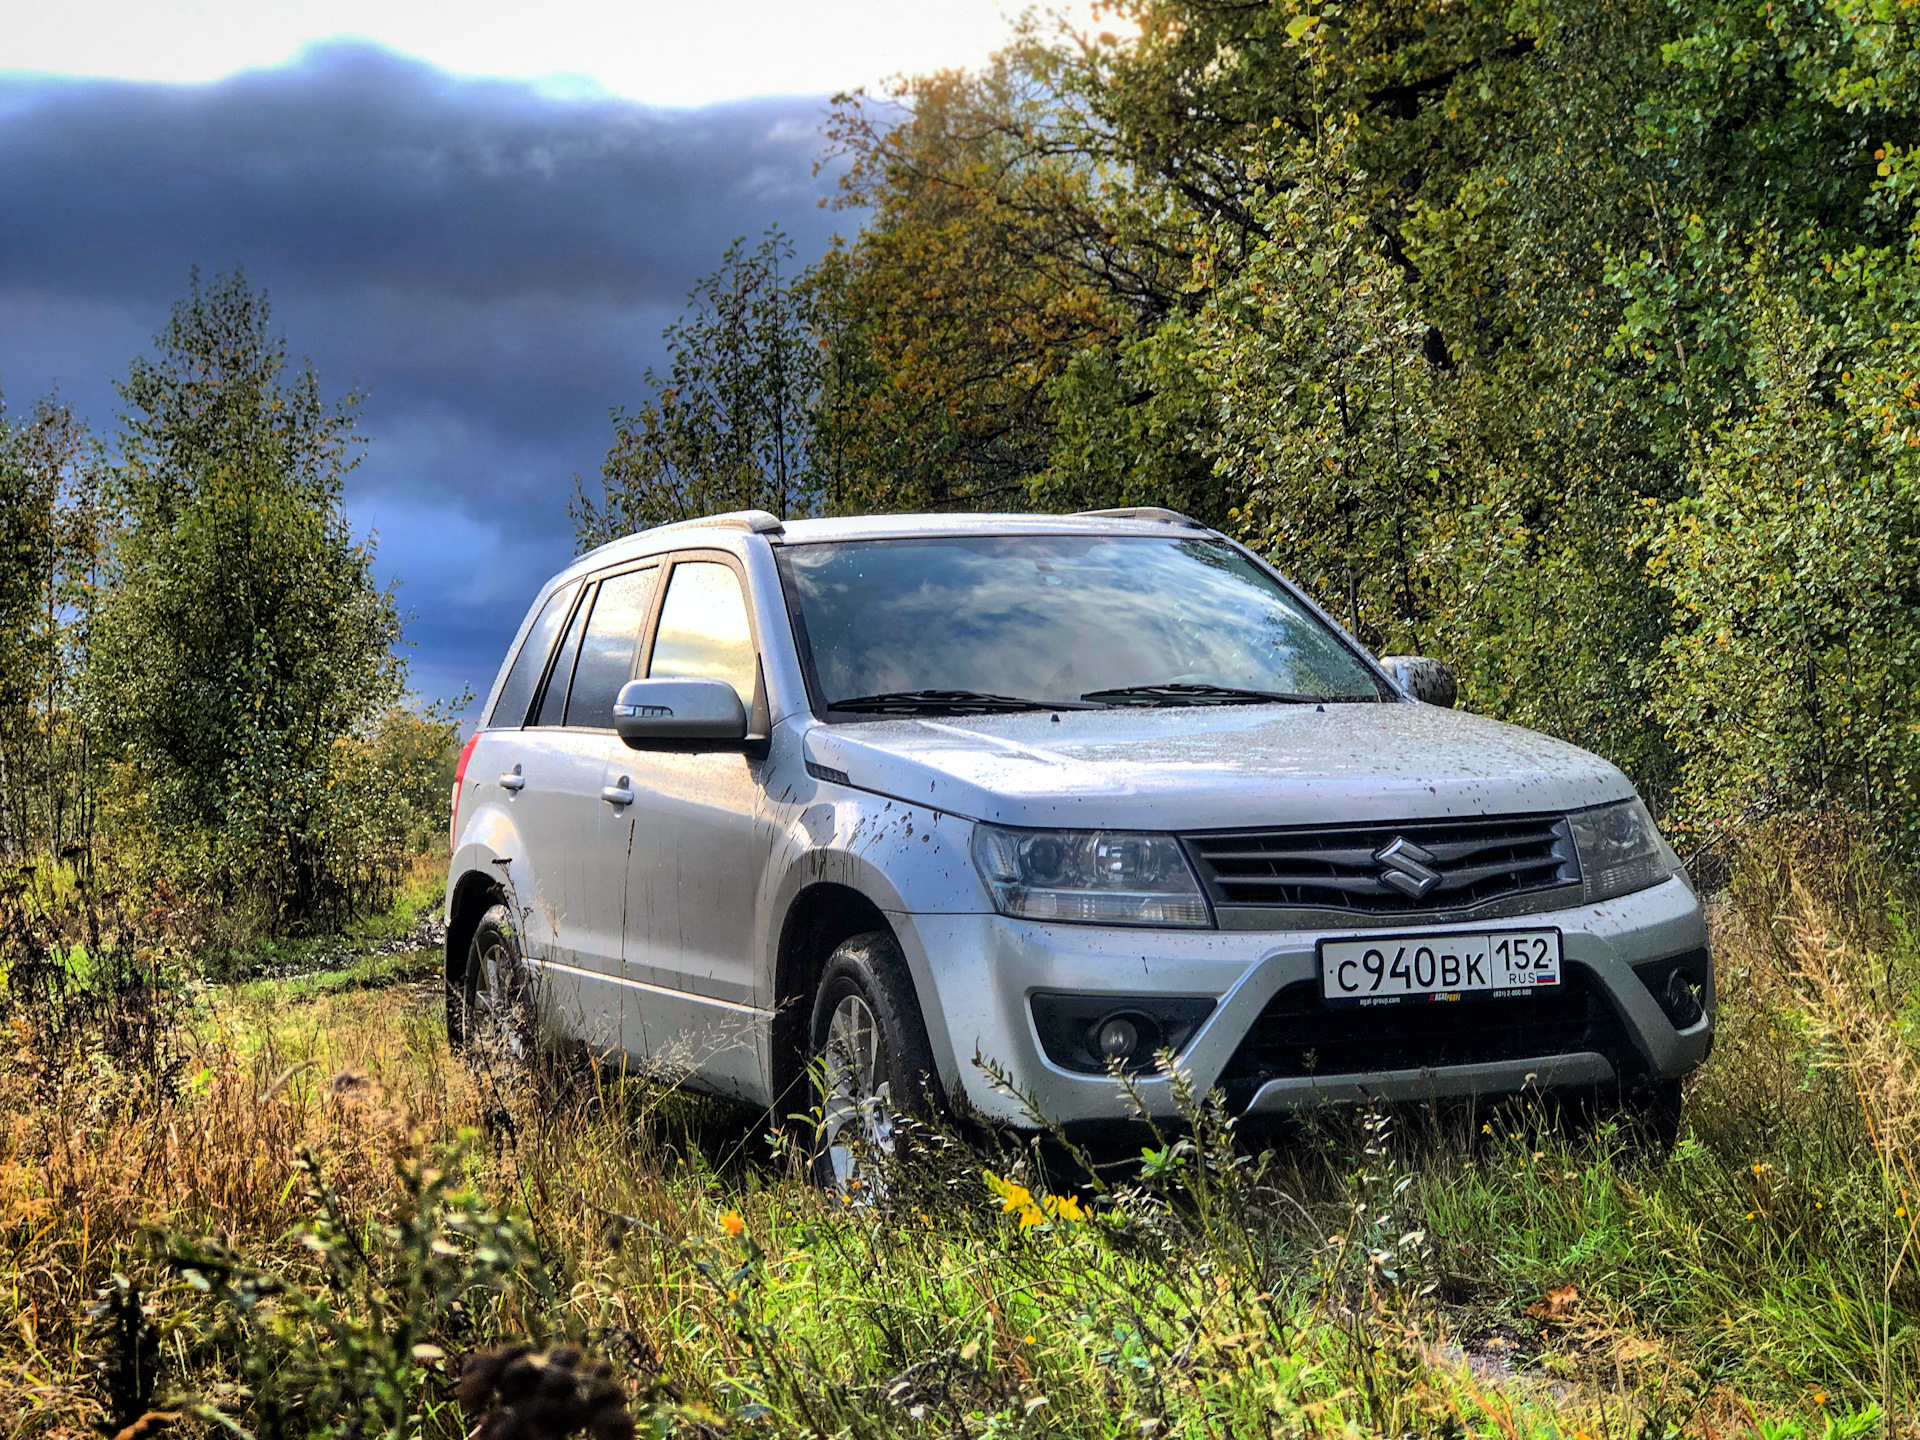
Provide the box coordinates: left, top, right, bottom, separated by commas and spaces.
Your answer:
450, 730, 481, 848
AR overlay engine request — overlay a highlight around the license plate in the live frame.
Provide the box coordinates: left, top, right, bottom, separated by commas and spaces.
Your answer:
1319, 930, 1562, 1006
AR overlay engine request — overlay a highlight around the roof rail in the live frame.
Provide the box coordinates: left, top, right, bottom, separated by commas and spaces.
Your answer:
672, 508, 785, 535
574, 508, 785, 565
1073, 506, 1208, 529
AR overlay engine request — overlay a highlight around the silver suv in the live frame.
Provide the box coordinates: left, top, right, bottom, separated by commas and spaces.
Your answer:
446, 509, 1712, 1168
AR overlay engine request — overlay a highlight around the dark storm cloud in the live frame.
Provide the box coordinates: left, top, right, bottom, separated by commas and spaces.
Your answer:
0, 40, 838, 303
0, 43, 848, 707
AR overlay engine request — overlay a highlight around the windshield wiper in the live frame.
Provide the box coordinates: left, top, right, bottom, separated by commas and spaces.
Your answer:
829, 689, 1077, 716
1080, 682, 1331, 707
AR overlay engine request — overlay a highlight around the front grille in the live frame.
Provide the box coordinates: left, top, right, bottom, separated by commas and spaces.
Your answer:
1218, 968, 1623, 1106
1184, 813, 1578, 916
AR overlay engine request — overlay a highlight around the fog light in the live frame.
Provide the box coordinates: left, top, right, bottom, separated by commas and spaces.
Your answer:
1632, 947, 1713, 1031
1664, 969, 1704, 1029
1093, 1015, 1140, 1061
1029, 994, 1216, 1074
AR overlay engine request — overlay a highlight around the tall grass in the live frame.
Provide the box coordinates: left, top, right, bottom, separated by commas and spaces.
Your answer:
0, 824, 1915, 1438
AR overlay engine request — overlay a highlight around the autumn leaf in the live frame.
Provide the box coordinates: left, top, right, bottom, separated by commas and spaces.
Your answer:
1525, 1285, 1580, 1322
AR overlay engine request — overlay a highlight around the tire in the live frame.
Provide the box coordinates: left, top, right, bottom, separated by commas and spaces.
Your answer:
806, 931, 939, 1193
1620, 1076, 1684, 1158
450, 902, 539, 1067
1573, 1075, 1683, 1160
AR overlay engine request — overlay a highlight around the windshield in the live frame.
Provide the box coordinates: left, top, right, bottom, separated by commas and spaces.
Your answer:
777, 534, 1386, 715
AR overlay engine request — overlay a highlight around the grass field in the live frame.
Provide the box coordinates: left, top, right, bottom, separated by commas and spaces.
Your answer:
2, 822, 1916, 1439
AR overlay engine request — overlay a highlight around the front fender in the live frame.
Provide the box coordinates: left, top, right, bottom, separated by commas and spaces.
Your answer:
767, 802, 985, 917
761, 755, 993, 1089
759, 720, 992, 945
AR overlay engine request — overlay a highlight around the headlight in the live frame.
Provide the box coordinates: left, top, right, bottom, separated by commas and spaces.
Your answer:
1570, 798, 1676, 904
971, 824, 1212, 927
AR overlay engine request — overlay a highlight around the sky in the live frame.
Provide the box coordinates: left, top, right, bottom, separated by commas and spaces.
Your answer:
0, 0, 1090, 710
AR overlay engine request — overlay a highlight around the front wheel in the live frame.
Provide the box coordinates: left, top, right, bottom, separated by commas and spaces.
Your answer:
1568, 1075, 1684, 1160
450, 902, 539, 1067
806, 932, 938, 1193
1620, 1076, 1684, 1157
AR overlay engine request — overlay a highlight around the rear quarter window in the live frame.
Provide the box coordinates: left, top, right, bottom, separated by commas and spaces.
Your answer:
488, 581, 579, 728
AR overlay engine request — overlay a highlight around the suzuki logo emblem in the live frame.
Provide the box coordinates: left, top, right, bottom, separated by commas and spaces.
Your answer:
1375, 836, 1442, 899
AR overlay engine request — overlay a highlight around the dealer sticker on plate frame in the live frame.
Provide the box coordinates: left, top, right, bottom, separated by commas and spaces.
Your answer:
1319, 930, 1562, 1006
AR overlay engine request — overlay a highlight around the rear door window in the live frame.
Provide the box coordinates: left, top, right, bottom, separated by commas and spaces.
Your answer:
566, 566, 660, 727
489, 581, 578, 728
648, 560, 756, 704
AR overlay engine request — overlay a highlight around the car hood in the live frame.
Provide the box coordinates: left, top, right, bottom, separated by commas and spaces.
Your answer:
798, 701, 1633, 830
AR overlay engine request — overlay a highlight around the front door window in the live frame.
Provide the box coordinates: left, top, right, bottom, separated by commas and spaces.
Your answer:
649, 560, 755, 704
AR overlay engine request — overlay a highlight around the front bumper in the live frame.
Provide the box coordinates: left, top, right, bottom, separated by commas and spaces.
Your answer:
891, 876, 1712, 1128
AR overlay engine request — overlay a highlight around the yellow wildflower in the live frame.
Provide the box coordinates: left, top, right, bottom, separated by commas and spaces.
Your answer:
719, 1209, 745, 1237
984, 1171, 1087, 1229
1048, 1192, 1090, 1223
986, 1171, 1041, 1225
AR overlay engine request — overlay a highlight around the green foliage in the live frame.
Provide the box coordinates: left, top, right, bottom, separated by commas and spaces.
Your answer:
326, 706, 464, 884
754, 0, 1920, 839
573, 232, 821, 545
1036, 318, 1232, 525
0, 402, 61, 855
1, 272, 445, 938
1199, 168, 1450, 649
0, 861, 190, 1106
88, 271, 407, 923
1650, 289, 1920, 839
0, 397, 105, 864
169, 1137, 548, 1440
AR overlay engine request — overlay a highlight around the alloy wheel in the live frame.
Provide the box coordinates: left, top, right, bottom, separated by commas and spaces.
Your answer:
466, 933, 533, 1065
816, 992, 895, 1194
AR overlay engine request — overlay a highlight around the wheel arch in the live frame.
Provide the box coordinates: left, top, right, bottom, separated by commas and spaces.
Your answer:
771, 881, 896, 1113
446, 869, 506, 998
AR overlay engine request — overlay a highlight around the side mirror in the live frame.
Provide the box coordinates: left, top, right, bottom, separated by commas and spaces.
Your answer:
1380, 655, 1458, 709
613, 678, 748, 747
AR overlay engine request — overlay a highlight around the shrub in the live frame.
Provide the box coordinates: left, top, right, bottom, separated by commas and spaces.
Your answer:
1651, 292, 1920, 846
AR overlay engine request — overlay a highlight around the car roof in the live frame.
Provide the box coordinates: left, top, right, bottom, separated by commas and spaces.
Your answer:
776, 511, 1212, 543
567, 509, 1216, 578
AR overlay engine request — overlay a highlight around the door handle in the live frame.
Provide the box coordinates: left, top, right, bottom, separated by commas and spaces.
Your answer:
601, 780, 634, 807
499, 768, 526, 792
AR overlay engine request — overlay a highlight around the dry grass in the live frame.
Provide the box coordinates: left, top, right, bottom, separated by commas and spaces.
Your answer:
1, 822, 1916, 1438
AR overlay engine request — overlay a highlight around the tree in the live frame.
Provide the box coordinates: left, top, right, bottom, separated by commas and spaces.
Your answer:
0, 396, 103, 865
800, 0, 1920, 835
1198, 168, 1451, 652
810, 2, 1692, 784
0, 400, 59, 862
573, 232, 821, 546
812, 49, 1138, 513
1650, 289, 1920, 840
89, 270, 403, 921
